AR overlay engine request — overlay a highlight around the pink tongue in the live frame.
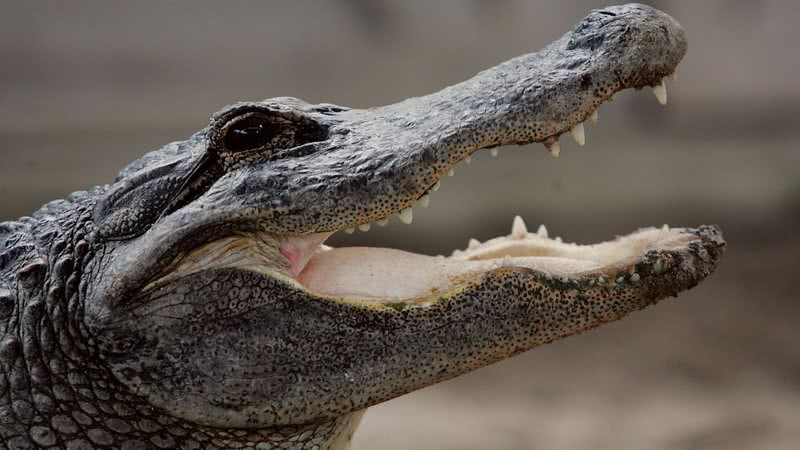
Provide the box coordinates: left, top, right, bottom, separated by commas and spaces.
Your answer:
296, 247, 461, 299
295, 246, 602, 300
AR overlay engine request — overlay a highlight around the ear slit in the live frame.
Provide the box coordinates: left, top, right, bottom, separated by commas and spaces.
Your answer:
93, 152, 219, 241
156, 153, 218, 221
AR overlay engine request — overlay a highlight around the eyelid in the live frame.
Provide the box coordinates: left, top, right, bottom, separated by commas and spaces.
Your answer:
208, 104, 330, 158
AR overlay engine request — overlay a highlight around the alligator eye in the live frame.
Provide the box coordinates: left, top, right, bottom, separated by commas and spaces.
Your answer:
223, 114, 280, 152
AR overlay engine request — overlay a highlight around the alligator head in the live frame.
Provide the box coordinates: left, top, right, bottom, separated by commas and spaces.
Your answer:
70, 4, 722, 448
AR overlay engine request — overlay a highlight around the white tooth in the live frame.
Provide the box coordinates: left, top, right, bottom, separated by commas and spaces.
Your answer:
555, 236, 562, 243
671, 71, 678, 81
570, 123, 585, 146
511, 215, 528, 239
376, 218, 389, 226
468, 238, 480, 249
662, 224, 670, 231
490, 148, 498, 157
344, 227, 355, 234
358, 223, 371, 232
465, 156, 472, 164
432, 181, 441, 192
398, 207, 413, 224
448, 168, 454, 177
418, 195, 430, 208
537, 224, 548, 238
653, 79, 667, 105
545, 140, 560, 158
589, 110, 598, 123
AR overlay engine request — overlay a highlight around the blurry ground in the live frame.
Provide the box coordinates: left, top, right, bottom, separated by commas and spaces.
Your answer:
2, 1, 799, 449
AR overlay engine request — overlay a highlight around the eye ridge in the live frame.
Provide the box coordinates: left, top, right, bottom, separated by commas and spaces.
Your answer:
211, 107, 330, 162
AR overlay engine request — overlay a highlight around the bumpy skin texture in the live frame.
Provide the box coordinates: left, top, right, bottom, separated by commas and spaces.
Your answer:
0, 5, 723, 450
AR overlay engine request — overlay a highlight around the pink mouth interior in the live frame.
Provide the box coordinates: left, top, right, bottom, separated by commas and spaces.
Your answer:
284, 227, 693, 302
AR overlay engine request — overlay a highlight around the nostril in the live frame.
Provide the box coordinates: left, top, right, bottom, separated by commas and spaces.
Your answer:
598, 11, 617, 17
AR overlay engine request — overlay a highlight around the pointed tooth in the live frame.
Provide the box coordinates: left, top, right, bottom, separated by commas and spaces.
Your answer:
570, 123, 585, 146
652, 79, 667, 105
398, 207, 413, 224
537, 224, 548, 238
447, 168, 454, 177
432, 181, 441, 192
490, 148, 498, 157
358, 223, 371, 232
468, 238, 480, 249
465, 156, 472, 164
376, 218, 389, 227
418, 195, 430, 208
344, 227, 355, 234
545, 140, 560, 158
662, 224, 670, 232
671, 71, 678, 81
555, 236, 562, 243
589, 110, 598, 123
511, 215, 528, 239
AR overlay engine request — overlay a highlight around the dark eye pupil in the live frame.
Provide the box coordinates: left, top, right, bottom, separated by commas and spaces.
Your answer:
224, 121, 274, 152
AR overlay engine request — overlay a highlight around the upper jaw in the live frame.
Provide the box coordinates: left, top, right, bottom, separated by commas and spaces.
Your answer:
159, 4, 686, 238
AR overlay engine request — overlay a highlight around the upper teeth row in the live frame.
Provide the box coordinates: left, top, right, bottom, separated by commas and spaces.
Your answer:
344, 193, 433, 233
543, 76, 669, 158
343, 77, 671, 234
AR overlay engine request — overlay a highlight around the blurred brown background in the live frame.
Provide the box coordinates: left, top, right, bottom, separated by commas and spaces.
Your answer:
1, 1, 799, 449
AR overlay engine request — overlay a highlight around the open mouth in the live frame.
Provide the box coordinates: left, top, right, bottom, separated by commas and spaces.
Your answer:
281, 81, 699, 304
296, 223, 697, 302
152, 77, 722, 309
137, 5, 726, 314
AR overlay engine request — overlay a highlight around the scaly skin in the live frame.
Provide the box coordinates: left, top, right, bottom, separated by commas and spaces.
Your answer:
0, 4, 724, 449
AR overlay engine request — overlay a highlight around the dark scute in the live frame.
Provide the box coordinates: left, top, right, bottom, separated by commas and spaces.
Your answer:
0, 288, 13, 320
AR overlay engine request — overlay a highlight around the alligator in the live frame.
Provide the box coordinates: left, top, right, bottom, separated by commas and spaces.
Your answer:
0, 4, 725, 449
